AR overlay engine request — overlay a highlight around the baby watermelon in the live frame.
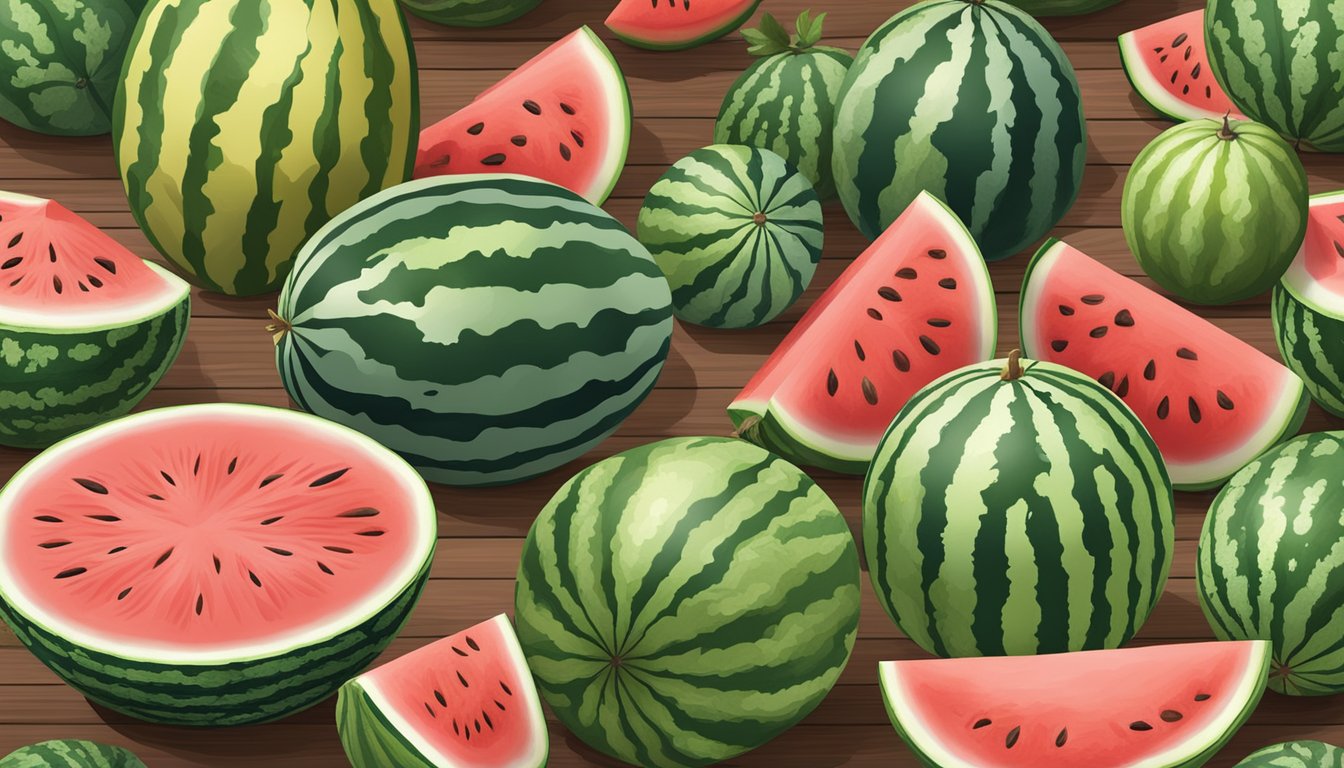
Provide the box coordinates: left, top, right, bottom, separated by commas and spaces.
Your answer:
0, 404, 437, 725
606, 0, 761, 51
1119, 10, 1245, 123
0, 740, 145, 768
1275, 190, 1344, 417
338, 614, 547, 768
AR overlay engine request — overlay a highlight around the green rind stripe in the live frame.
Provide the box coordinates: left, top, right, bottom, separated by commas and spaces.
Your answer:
1233, 740, 1344, 767
399, 0, 541, 27
336, 682, 436, 768
0, 739, 146, 768
1274, 286, 1344, 417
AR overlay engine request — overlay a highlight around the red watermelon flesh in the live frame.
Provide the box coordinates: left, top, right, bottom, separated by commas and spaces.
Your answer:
880, 641, 1270, 768
728, 192, 996, 475
1019, 240, 1307, 490
1282, 190, 1344, 313
414, 27, 630, 205
606, 0, 761, 51
1118, 10, 1245, 123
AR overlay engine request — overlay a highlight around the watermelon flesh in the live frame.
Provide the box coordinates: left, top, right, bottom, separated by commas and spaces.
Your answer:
1020, 240, 1307, 490
1282, 190, 1344, 315
606, 0, 761, 51
1119, 11, 1245, 123
728, 191, 996, 474
338, 614, 547, 768
880, 641, 1271, 768
415, 27, 630, 205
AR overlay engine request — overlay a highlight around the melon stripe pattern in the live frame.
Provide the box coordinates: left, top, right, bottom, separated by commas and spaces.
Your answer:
113, 0, 418, 296
1273, 287, 1344, 416
0, 740, 145, 768
398, 0, 540, 27
1235, 741, 1344, 767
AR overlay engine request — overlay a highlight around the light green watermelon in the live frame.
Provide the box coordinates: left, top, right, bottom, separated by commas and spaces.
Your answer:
1235, 741, 1344, 767
864, 353, 1176, 658
1000, 0, 1119, 15
514, 436, 861, 767
1198, 431, 1344, 696
398, 0, 539, 26
1122, 117, 1308, 305
831, 0, 1085, 261
714, 11, 852, 199
1274, 190, 1344, 417
0, 740, 145, 768
638, 144, 823, 329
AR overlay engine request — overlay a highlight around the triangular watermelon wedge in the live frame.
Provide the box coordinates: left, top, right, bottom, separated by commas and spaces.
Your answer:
415, 27, 630, 205
1019, 240, 1307, 490
1119, 11, 1246, 123
880, 641, 1271, 768
606, 0, 761, 51
1274, 190, 1344, 417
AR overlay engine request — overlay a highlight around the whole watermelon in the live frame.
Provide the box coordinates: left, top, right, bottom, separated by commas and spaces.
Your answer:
0, 0, 141, 136
1122, 118, 1308, 305
1206, 0, 1344, 152
275, 174, 673, 487
1234, 741, 1344, 767
399, 0, 540, 26
831, 0, 1085, 262
1000, 0, 1119, 15
514, 436, 861, 768
1198, 431, 1344, 696
0, 740, 145, 768
113, 0, 418, 296
864, 354, 1175, 657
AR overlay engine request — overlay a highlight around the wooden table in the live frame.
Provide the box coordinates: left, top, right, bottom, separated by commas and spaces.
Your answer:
3, 0, 1343, 764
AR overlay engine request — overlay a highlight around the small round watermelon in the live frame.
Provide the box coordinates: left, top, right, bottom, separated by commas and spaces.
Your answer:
864, 353, 1176, 658
398, 0, 540, 27
514, 436, 861, 767
1274, 191, 1344, 417
1234, 741, 1344, 767
1122, 117, 1308, 305
0, 740, 145, 768
638, 145, 823, 329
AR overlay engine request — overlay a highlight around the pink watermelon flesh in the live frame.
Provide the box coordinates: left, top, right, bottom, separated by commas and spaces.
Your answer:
1020, 240, 1307, 490
1282, 191, 1344, 314
0, 405, 431, 652
1118, 10, 1245, 123
881, 641, 1270, 768
414, 27, 630, 205
728, 192, 996, 474
606, 0, 761, 50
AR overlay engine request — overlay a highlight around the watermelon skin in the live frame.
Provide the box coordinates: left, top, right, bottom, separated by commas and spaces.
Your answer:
638, 145, 823, 329
864, 357, 1175, 658
1273, 191, 1344, 418
399, 0, 540, 27
606, 0, 762, 52
0, 740, 146, 768
514, 436, 861, 768
1197, 431, 1344, 697
1122, 118, 1308, 305
1118, 11, 1247, 124
276, 174, 673, 487
999, 0, 1119, 16
1235, 741, 1344, 767
113, 0, 419, 297
831, 0, 1086, 262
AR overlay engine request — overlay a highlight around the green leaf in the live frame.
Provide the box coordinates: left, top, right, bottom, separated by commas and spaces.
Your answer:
799, 10, 827, 48
747, 11, 792, 54
742, 26, 791, 57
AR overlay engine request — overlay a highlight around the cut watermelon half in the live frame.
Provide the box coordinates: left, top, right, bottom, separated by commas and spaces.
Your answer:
728, 192, 996, 474
1119, 11, 1246, 123
1281, 190, 1344, 316
414, 27, 630, 205
1275, 190, 1344, 417
338, 614, 547, 768
1020, 240, 1307, 490
606, 0, 761, 51
880, 641, 1271, 768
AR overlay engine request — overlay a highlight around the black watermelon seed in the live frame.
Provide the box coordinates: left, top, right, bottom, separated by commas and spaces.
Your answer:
1089, 326, 1108, 338
861, 377, 878, 405
117, 587, 131, 600
826, 369, 839, 396
938, 278, 957, 289
309, 468, 349, 487
523, 100, 542, 115
896, 267, 918, 279
356, 529, 385, 537
1130, 721, 1153, 732
435, 690, 447, 707
1098, 371, 1115, 389
481, 153, 507, 166
1051, 340, 1068, 353
466, 122, 484, 135
453, 646, 468, 657
37, 541, 70, 549
87, 274, 102, 289
77, 281, 88, 293
249, 570, 262, 588
1115, 309, 1134, 327
161, 470, 176, 486
893, 350, 910, 372
338, 507, 380, 518
425, 703, 436, 718
193, 454, 201, 476
972, 719, 991, 729
1144, 360, 1157, 380
34, 515, 61, 523
510, 135, 527, 146
1161, 710, 1183, 722
325, 546, 354, 554
495, 700, 506, 711
195, 594, 204, 615
7, 233, 21, 248
1056, 729, 1068, 747
266, 547, 293, 557
570, 130, 584, 147
46, 244, 56, 261
95, 257, 116, 274
483, 711, 493, 730
1005, 726, 1021, 749
213, 555, 221, 573
259, 473, 283, 488
154, 548, 173, 568
920, 335, 940, 355
501, 681, 513, 696
87, 514, 120, 522
467, 635, 480, 652
54, 567, 86, 579
878, 287, 902, 302
1081, 294, 1104, 305
1217, 390, 1235, 410
261, 516, 282, 526
0, 256, 19, 270
1116, 375, 1130, 397
854, 340, 866, 361
928, 318, 951, 328
1189, 397, 1201, 424
52, 276, 62, 294
927, 249, 946, 259
559, 143, 571, 161
560, 102, 576, 115
107, 546, 126, 554
1172, 32, 1188, 46
1192, 62, 1202, 78
73, 478, 108, 495
318, 562, 334, 575
1194, 693, 1211, 701
1059, 304, 1075, 316
147, 494, 164, 501
867, 308, 883, 320
458, 671, 470, 688
1176, 347, 1198, 360
227, 457, 238, 474
1157, 396, 1170, 420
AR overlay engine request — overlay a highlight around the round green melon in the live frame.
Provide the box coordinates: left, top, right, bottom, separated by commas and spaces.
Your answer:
638, 145, 823, 329
999, 0, 1119, 15
0, 740, 145, 768
276, 174, 674, 488
1122, 117, 1308, 305
399, 0, 540, 26
1234, 741, 1344, 767
863, 354, 1176, 657
1197, 431, 1344, 696
831, 0, 1085, 262
514, 436, 861, 767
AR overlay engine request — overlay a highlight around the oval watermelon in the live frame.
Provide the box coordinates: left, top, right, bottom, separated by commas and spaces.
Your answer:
1118, 10, 1246, 123
1235, 741, 1344, 767
606, 0, 761, 51
0, 740, 146, 768
398, 0, 540, 27
1274, 191, 1344, 417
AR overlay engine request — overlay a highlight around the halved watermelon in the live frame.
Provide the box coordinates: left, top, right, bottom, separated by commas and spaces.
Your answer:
414, 27, 630, 205
1020, 240, 1307, 490
880, 641, 1271, 768
338, 614, 547, 768
1275, 190, 1344, 417
0, 404, 437, 725
728, 192, 996, 474
606, 0, 761, 51
1119, 11, 1246, 123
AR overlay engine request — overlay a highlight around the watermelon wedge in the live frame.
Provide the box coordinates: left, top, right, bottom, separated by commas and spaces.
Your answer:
338, 614, 547, 768
415, 27, 630, 205
1275, 191, 1344, 417
1119, 11, 1245, 123
880, 641, 1271, 768
606, 0, 761, 51
1020, 240, 1308, 490
728, 192, 996, 474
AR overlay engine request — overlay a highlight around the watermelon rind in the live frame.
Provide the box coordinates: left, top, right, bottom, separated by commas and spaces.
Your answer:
606, 0, 763, 52
0, 739, 147, 768
570, 26, 632, 206
398, 0, 541, 27
0, 404, 437, 725
1234, 741, 1344, 767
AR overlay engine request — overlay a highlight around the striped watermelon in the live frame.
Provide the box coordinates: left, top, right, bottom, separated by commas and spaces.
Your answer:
637, 145, 823, 329
113, 0, 418, 297
514, 436, 861, 767
1121, 117, 1308, 305
275, 174, 673, 488
831, 0, 1086, 262
1206, 0, 1344, 153
399, 0, 539, 27
864, 354, 1175, 658
713, 12, 852, 199
0, 740, 145, 768
1198, 431, 1344, 696
1235, 741, 1344, 767
1274, 191, 1344, 417
1001, 0, 1119, 15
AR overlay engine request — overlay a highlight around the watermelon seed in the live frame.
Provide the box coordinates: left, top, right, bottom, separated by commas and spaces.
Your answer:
261, 516, 283, 525
1184, 46, 1193, 61
1089, 326, 1108, 338
928, 318, 951, 328
213, 555, 221, 573
1194, 693, 1210, 701
1160, 710, 1183, 722
107, 546, 125, 554
195, 594, 203, 615
37, 540, 70, 549
826, 369, 838, 396
1170, 71, 1178, 85
1129, 721, 1153, 731
896, 268, 917, 279
248, 570, 262, 588
1189, 397, 1201, 424
560, 102, 576, 115
457, 671, 470, 688
1157, 396, 1170, 420
500, 681, 513, 696
34, 515, 62, 523
1115, 309, 1134, 327
972, 719, 991, 729
117, 587, 131, 600
95, 257, 116, 274
510, 135, 527, 146
51, 276, 62, 294
481, 154, 507, 166
523, 100, 542, 115
73, 478, 108, 495
893, 350, 910, 372
559, 143, 572, 161
7, 277, 19, 287
482, 711, 493, 730
77, 282, 88, 293
88, 274, 102, 289
1116, 376, 1130, 397
1005, 726, 1020, 748
46, 244, 55, 262
1144, 360, 1156, 380
466, 122, 484, 135
1055, 729, 1068, 747
1176, 347, 1198, 360
6, 233, 21, 248
424, 703, 435, 718
465, 728, 472, 742
0, 257, 19, 269
1337, 241, 1344, 259
1205, 86, 1213, 98
1058, 304, 1074, 316
928, 249, 946, 259
147, 494, 164, 501
434, 690, 447, 707
938, 278, 956, 289
474, 720, 481, 733
861, 377, 878, 405
87, 514, 120, 522
153, 548, 173, 568
1159, 54, 1168, 63
495, 700, 506, 711
338, 507, 379, 518
571, 130, 585, 147
854, 341, 866, 361
160, 470, 176, 486
227, 457, 237, 474
309, 468, 349, 487
1098, 371, 1115, 389
325, 545, 354, 554
266, 547, 293, 557
1171, 32, 1188, 46
878, 287, 902, 302
453, 719, 460, 735
192, 454, 201, 475
1081, 294, 1104, 305
919, 336, 940, 355
318, 561, 334, 575
259, 473, 283, 488
1191, 63, 1202, 79
867, 308, 883, 320
1050, 340, 1068, 352
54, 567, 86, 579
453, 646, 468, 657
356, 529, 385, 537
466, 635, 480, 651
1217, 390, 1235, 410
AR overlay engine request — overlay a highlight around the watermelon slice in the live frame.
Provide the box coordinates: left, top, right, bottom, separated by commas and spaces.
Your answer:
606, 0, 761, 51
880, 641, 1271, 768
1281, 190, 1344, 317
338, 614, 547, 768
414, 27, 630, 205
1119, 11, 1246, 123
1275, 191, 1344, 417
1020, 240, 1308, 490
728, 191, 996, 474
0, 403, 437, 725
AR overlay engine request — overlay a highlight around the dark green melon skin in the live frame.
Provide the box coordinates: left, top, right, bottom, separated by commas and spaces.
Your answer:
1000, 0, 1120, 15
0, 739, 146, 768
1274, 285, 1344, 417
1234, 741, 1344, 767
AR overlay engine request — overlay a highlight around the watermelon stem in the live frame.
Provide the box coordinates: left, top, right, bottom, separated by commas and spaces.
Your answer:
1001, 349, 1024, 382
1218, 113, 1237, 141
265, 309, 292, 346
753, 212, 767, 226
